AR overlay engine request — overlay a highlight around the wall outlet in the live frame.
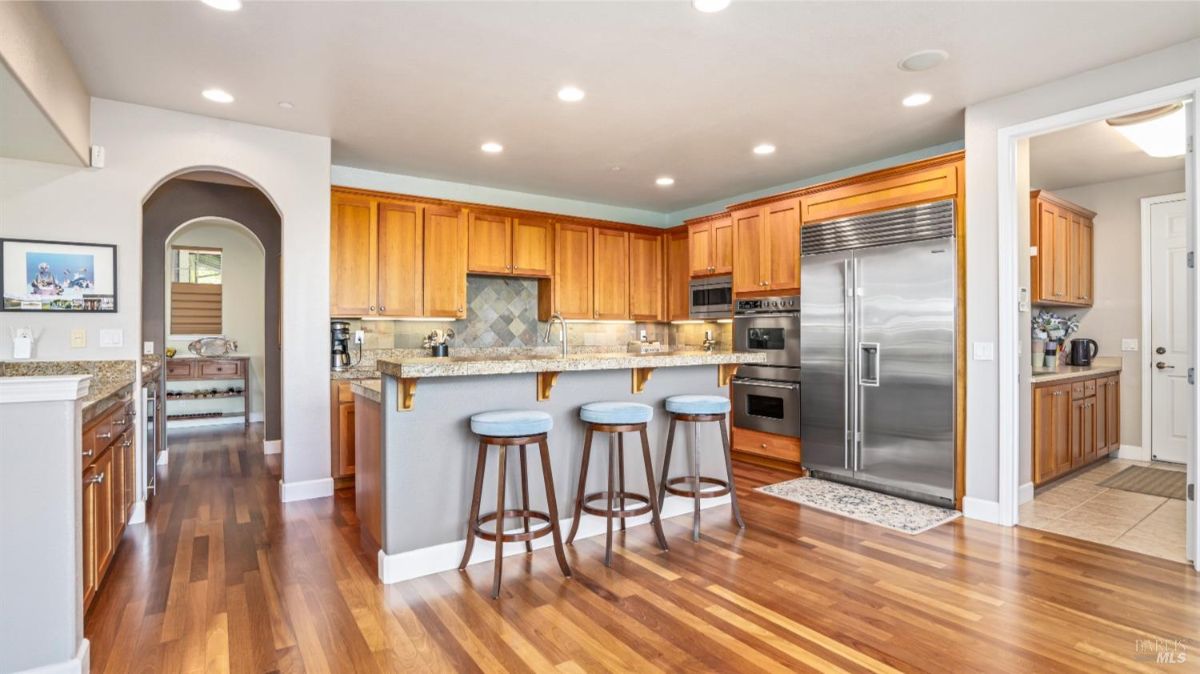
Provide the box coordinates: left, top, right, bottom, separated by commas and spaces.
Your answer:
1121, 338, 1139, 352
70, 329, 86, 348
639, 329, 647, 342
99, 329, 123, 347
972, 342, 995, 361
354, 329, 365, 345
144, 341, 155, 355
12, 327, 34, 359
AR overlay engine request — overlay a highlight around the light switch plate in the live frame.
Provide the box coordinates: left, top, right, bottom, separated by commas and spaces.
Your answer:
1121, 338, 1139, 352
973, 342, 995, 361
99, 329, 123, 347
144, 341, 155, 355
70, 329, 86, 348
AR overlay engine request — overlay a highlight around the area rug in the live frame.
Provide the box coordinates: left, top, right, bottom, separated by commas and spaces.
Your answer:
756, 477, 960, 534
1098, 466, 1186, 500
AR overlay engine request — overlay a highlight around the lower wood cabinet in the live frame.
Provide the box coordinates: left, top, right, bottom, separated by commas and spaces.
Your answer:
732, 426, 802, 466
354, 391, 382, 551
1033, 373, 1119, 486
330, 381, 356, 481
82, 396, 135, 612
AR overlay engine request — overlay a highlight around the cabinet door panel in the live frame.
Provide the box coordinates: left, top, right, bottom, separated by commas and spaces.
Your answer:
1051, 207, 1071, 302
377, 201, 423, 317
423, 206, 468, 318
511, 217, 554, 277
712, 217, 734, 274
766, 198, 801, 291
629, 232, 664, 321
467, 211, 512, 275
1094, 379, 1107, 456
1106, 377, 1120, 451
666, 230, 690, 321
93, 449, 115, 579
1051, 387, 1071, 479
732, 207, 766, 293
800, 164, 958, 223
330, 195, 375, 316
82, 467, 98, 608
1075, 216, 1093, 305
338, 402, 356, 477
593, 229, 630, 320
688, 222, 713, 276
553, 223, 593, 319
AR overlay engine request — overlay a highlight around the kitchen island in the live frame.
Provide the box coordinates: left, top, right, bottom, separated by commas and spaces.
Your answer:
356, 350, 765, 583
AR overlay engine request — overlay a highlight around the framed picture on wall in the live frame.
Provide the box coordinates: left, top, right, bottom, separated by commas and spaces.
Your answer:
1, 238, 118, 313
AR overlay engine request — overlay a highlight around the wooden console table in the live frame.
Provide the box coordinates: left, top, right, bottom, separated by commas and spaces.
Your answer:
164, 356, 250, 427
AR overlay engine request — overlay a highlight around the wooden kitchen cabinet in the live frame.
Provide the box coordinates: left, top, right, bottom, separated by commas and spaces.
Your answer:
376, 201, 423, 317
82, 395, 135, 611
593, 228, 630, 320
511, 216, 554, 277
628, 232, 664, 321
547, 222, 593, 319
330, 193, 376, 316
687, 215, 733, 277
799, 162, 959, 224
731, 198, 800, 294
423, 204, 468, 318
666, 228, 691, 321
732, 206, 767, 294
468, 212, 554, 278
331, 191, 426, 318
330, 380, 356, 481
1033, 372, 1119, 486
732, 426, 802, 465
1031, 190, 1095, 307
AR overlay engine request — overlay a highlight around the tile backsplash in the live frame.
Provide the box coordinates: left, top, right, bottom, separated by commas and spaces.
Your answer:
343, 275, 730, 352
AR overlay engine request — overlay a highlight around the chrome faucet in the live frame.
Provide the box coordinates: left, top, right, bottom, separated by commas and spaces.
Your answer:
544, 312, 568, 357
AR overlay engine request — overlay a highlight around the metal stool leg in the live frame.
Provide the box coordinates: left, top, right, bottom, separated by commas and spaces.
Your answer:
659, 416, 677, 511
719, 416, 745, 529
491, 445, 508, 599
538, 438, 572, 578
519, 445, 533, 552
640, 426, 669, 551
605, 432, 616, 566
459, 439, 488, 570
690, 420, 701, 541
566, 427, 593, 545
618, 432, 626, 532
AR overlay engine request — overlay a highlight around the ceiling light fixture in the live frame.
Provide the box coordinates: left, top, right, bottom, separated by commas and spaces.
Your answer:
481, 142, 504, 154
692, 0, 731, 13
902, 92, 932, 107
202, 88, 234, 103
898, 49, 949, 72
753, 143, 776, 155
201, 0, 242, 11
278, 101, 294, 110
557, 86, 585, 103
1106, 103, 1187, 158
656, 176, 675, 186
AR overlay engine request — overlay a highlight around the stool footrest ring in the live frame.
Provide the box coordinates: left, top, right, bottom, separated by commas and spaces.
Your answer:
473, 509, 554, 543
664, 475, 732, 499
580, 491, 653, 519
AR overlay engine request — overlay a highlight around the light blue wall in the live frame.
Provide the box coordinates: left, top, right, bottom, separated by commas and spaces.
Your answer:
665, 140, 965, 225
332, 139, 964, 229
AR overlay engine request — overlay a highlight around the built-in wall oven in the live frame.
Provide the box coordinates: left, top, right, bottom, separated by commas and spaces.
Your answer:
689, 275, 732, 319
731, 294, 802, 438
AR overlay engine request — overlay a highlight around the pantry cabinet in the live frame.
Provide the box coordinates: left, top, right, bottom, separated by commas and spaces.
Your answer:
666, 229, 691, 321
593, 228, 630, 320
1031, 190, 1095, 307
688, 215, 733, 277
629, 232, 665, 321
732, 198, 800, 294
1032, 372, 1119, 486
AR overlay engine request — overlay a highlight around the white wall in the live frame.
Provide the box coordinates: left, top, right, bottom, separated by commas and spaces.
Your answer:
964, 38, 1200, 510
0, 98, 332, 493
166, 219, 267, 419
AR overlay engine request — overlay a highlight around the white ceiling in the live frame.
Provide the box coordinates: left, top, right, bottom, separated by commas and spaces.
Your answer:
39, 1, 1200, 212
1030, 118, 1186, 191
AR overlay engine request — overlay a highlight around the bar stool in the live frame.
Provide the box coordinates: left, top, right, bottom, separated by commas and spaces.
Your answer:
658, 395, 745, 540
566, 402, 669, 566
459, 410, 571, 599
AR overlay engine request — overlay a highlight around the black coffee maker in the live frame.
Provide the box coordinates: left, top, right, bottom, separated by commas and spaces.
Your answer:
1068, 338, 1098, 366
331, 320, 360, 371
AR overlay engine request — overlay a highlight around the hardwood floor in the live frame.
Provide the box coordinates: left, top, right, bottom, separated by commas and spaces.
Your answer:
87, 424, 1200, 673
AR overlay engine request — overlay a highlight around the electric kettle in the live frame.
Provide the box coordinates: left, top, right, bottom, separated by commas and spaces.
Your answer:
1068, 338, 1098, 366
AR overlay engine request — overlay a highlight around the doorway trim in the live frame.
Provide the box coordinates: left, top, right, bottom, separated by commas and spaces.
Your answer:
996, 79, 1200, 536
1141, 192, 1189, 462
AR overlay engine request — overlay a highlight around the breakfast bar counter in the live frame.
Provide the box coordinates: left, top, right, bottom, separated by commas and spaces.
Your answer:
360, 350, 765, 583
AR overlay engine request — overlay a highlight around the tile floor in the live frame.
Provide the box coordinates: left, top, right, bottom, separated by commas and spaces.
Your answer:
1019, 458, 1190, 563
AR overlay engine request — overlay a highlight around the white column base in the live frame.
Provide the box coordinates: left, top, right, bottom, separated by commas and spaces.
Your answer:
962, 496, 1002, 524
278, 477, 334, 503
263, 439, 282, 455
15, 638, 89, 674
377, 494, 732, 584
1018, 481, 1035, 505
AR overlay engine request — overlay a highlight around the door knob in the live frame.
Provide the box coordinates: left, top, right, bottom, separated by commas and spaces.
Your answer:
1156, 361, 1174, 370
1156, 346, 1166, 355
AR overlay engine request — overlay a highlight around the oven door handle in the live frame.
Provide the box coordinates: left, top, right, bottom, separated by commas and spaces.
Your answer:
733, 312, 801, 320
731, 377, 800, 390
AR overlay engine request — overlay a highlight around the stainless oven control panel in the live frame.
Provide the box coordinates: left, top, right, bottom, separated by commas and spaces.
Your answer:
735, 295, 799, 315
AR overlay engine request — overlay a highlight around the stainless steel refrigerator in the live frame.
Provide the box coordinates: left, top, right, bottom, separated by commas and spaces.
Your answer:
800, 200, 956, 507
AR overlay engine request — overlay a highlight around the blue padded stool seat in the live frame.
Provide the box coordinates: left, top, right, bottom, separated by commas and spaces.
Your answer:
664, 394, 731, 415
470, 409, 553, 437
579, 401, 653, 425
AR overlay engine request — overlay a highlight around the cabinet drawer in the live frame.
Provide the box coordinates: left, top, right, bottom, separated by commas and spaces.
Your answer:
165, 360, 195, 379
732, 426, 801, 464
197, 359, 244, 379
1083, 380, 1097, 396
1071, 382, 1086, 400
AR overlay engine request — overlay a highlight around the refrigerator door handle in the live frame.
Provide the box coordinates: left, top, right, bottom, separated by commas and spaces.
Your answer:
859, 342, 881, 387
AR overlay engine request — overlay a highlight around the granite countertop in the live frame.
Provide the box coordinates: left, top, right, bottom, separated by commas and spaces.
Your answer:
377, 350, 767, 379
1030, 356, 1122, 384
350, 378, 382, 403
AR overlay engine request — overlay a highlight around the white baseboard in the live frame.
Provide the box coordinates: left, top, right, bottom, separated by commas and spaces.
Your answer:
167, 416, 244, 430
1018, 481, 1035, 505
249, 412, 265, 423
128, 499, 146, 525
377, 494, 731, 584
962, 496, 1001, 524
1116, 444, 1149, 461
156, 450, 168, 466
263, 439, 281, 455
278, 477, 334, 503
16, 638, 90, 674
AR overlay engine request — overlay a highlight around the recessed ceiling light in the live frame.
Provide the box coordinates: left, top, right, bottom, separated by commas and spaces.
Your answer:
1107, 103, 1186, 158
202, 88, 234, 103
278, 101, 294, 110
692, 0, 731, 12
898, 49, 949, 72
481, 142, 504, 154
557, 86, 585, 103
656, 176, 675, 186
610, 166, 622, 172
201, 0, 242, 11
902, 92, 932, 107
753, 143, 776, 155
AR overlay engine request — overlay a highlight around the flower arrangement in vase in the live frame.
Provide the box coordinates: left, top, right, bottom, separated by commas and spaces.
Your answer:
1031, 309, 1080, 369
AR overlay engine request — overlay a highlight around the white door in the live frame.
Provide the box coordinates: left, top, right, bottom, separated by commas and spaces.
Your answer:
1150, 195, 1191, 464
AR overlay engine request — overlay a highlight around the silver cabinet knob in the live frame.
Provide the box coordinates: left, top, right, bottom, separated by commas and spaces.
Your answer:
82, 449, 94, 458
96, 431, 112, 440
369, 305, 376, 312
88, 472, 105, 485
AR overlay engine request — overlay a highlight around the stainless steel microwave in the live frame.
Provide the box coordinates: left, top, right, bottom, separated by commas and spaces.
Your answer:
689, 276, 732, 319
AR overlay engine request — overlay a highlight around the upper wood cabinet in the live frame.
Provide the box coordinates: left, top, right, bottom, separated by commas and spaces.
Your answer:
423, 205, 468, 318
376, 201, 423, 317
629, 232, 665, 322
687, 215, 733, 277
666, 229, 690, 321
330, 194, 376, 316
732, 206, 767, 294
467, 211, 512, 275
732, 198, 800, 294
800, 163, 959, 224
593, 228, 630, 320
551, 222, 594, 319
511, 216, 554, 277
1030, 190, 1095, 307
